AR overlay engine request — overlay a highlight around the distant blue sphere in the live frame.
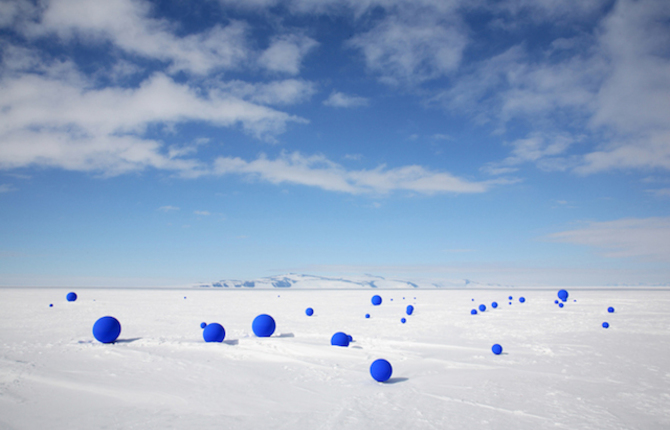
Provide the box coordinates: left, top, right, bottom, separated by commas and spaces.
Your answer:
66, 292, 77, 302
508, 296, 513, 300
558, 303, 564, 308
305, 307, 314, 316
401, 318, 406, 324
406, 305, 414, 315
491, 302, 498, 308
371, 295, 382, 306
331, 331, 349, 347
471, 309, 477, 315
602, 322, 609, 329
555, 300, 559, 304
370, 359, 393, 382
492, 344, 503, 355
479, 304, 486, 312
203, 322, 226, 342
519, 297, 526, 303
252, 314, 276, 337
558, 289, 569, 302
200, 322, 207, 329
607, 307, 615, 313
92, 316, 121, 344
365, 313, 370, 318
49, 304, 53, 307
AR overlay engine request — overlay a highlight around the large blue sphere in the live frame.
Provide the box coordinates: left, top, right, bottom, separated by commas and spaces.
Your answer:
478, 304, 486, 312
492, 344, 503, 355
305, 307, 314, 316
370, 359, 393, 382
252, 314, 276, 337
558, 289, 569, 302
471, 309, 478, 315
331, 331, 349, 347
406, 305, 414, 315
66, 292, 77, 302
92, 316, 121, 344
491, 302, 498, 309
607, 307, 615, 313
371, 295, 382, 306
519, 297, 526, 303
203, 323, 226, 342
602, 322, 610, 329
365, 313, 370, 318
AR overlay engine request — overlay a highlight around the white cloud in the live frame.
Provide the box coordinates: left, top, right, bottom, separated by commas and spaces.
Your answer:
158, 205, 180, 212
219, 79, 317, 106
0, 183, 17, 193
258, 34, 318, 75
323, 91, 369, 108
213, 151, 498, 195
194, 210, 211, 216
548, 217, 670, 262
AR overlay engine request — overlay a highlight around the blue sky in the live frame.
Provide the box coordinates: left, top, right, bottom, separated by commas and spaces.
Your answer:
1, 0, 669, 287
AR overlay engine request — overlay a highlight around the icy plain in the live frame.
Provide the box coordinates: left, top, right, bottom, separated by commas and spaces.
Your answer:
1, 287, 669, 429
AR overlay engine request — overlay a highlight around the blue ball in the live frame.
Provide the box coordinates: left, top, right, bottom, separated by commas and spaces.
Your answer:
508, 296, 513, 300
252, 314, 276, 337
200, 322, 207, 329
203, 322, 226, 342
491, 302, 498, 308
607, 307, 615, 313
492, 344, 503, 355
348, 334, 353, 342
370, 359, 393, 382
365, 313, 370, 318
331, 332, 349, 347
478, 304, 486, 312
602, 322, 609, 329
471, 309, 477, 315
558, 289, 569, 302
49, 304, 53, 307
371, 295, 382, 306
406, 305, 414, 315
305, 307, 314, 316
66, 292, 77, 302
519, 297, 525, 303
401, 318, 406, 324
555, 300, 559, 304
92, 316, 121, 344
558, 303, 564, 308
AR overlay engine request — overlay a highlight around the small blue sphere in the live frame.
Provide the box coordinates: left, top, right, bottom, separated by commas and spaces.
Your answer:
331, 331, 349, 347
306, 307, 314, 316
558, 289, 569, 302
252, 314, 276, 337
200, 322, 207, 329
519, 297, 525, 303
602, 322, 609, 329
479, 304, 486, 312
370, 359, 393, 382
406, 305, 414, 315
555, 300, 559, 304
203, 322, 226, 342
66, 292, 77, 302
401, 317, 406, 324
471, 309, 478, 315
492, 344, 503, 355
348, 334, 353, 342
508, 296, 513, 300
92, 316, 121, 344
491, 302, 498, 308
559, 302, 564, 308
607, 307, 615, 313
371, 295, 382, 306
365, 313, 370, 318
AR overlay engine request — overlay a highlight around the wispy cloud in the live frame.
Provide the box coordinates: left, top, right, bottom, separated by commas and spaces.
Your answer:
0, 183, 17, 193
258, 34, 318, 75
158, 205, 180, 212
194, 210, 211, 216
323, 91, 369, 108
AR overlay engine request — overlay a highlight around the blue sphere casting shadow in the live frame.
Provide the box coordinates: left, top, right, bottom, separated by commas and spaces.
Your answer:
252, 314, 276, 337
478, 304, 486, 312
491, 302, 498, 308
200, 322, 207, 329
305, 307, 314, 316
607, 307, 615, 313
406, 305, 414, 315
492, 344, 503, 355
559, 303, 564, 308
370, 359, 393, 382
371, 295, 382, 306
365, 313, 370, 318
508, 296, 513, 300
519, 297, 526, 303
471, 309, 477, 315
93, 316, 121, 344
558, 289, 569, 302
331, 332, 349, 347
66, 292, 77, 302
203, 322, 226, 342
401, 317, 406, 324
602, 322, 609, 328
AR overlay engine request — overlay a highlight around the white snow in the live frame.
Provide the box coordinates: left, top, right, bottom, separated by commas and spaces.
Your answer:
1, 287, 669, 429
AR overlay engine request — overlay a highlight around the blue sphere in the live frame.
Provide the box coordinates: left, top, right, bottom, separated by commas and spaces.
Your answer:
555, 300, 559, 304
365, 313, 370, 318
370, 359, 393, 382
508, 296, 513, 300
347, 334, 353, 342
607, 307, 615, 313
252, 314, 276, 337
305, 307, 314, 316
401, 317, 406, 324
558, 289, 569, 302
471, 309, 477, 315
478, 304, 486, 312
49, 304, 53, 307
491, 302, 498, 308
602, 322, 609, 329
371, 295, 382, 306
92, 316, 121, 344
200, 322, 207, 329
406, 305, 414, 315
203, 323, 226, 342
331, 331, 349, 347
66, 292, 77, 302
492, 344, 503, 355
559, 303, 564, 308
519, 297, 526, 303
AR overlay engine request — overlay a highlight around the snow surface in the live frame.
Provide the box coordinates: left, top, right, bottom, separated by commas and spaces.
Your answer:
1, 287, 670, 429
